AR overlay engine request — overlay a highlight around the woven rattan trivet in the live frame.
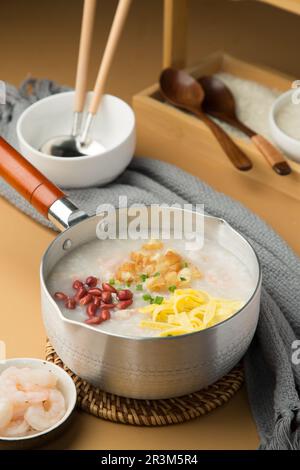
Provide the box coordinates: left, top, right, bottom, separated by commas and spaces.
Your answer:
46, 341, 244, 426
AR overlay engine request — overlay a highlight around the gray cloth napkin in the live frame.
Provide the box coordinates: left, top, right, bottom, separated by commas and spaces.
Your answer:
1, 79, 300, 450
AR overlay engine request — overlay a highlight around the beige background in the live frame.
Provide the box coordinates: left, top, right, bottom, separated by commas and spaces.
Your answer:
2, 0, 300, 101
1, 0, 300, 450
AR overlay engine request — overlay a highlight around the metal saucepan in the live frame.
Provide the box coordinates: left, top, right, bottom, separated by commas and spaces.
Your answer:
0, 137, 261, 399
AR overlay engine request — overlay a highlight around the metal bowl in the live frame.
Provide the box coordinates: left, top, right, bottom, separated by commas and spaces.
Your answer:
41, 208, 261, 399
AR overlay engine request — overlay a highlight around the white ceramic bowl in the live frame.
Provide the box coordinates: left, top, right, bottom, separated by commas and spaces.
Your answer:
0, 358, 77, 449
17, 92, 136, 188
269, 89, 300, 163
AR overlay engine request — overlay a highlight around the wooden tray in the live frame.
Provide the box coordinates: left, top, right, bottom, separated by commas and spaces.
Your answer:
133, 1, 300, 203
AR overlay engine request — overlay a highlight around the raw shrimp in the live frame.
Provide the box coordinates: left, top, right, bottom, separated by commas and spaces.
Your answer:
0, 398, 13, 429
2, 367, 57, 391
0, 376, 49, 405
1, 367, 31, 384
12, 401, 30, 421
1, 418, 30, 437
0, 366, 65, 437
25, 389, 66, 431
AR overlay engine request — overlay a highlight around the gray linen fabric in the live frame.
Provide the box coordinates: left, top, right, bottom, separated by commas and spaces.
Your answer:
1, 79, 300, 449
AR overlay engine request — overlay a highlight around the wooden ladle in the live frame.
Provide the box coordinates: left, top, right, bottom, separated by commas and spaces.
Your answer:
159, 68, 252, 172
199, 75, 291, 176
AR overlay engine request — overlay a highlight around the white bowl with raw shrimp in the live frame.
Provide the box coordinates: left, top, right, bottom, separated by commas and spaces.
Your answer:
0, 358, 77, 449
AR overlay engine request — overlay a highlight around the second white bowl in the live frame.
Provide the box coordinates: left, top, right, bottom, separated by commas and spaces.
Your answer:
17, 91, 136, 188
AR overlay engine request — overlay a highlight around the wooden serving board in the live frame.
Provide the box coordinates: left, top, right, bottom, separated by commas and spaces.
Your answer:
133, 51, 300, 203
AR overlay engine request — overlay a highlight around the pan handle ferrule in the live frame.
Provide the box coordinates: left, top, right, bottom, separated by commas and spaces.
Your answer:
48, 197, 88, 231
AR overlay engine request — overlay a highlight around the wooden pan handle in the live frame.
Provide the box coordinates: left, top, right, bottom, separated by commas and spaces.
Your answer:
74, 0, 97, 113
0, 137, 64, 217
251, 134, 291, 176
88, 0, 132, 115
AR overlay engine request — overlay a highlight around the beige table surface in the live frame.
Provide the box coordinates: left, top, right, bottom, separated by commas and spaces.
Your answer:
1, 0, 300, 451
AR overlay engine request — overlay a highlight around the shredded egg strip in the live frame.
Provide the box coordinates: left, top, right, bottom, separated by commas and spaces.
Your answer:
139, 288, 244, 337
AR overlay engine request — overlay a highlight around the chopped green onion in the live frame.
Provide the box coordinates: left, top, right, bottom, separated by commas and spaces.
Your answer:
143, 293, 153, 302
153, 272, 160, 277
180, 276, 186, 281
183, 262, 188, 268
136, 284, 143, 291
153, 296, 164, 305
126, 281, 132, 287
168, 285, 176, 293
140, 274, 149, 282
109, 278, 115, 285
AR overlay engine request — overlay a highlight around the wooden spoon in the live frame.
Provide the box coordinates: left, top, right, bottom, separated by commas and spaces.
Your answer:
159, 68, 252, 172
199, 75, 291, 176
